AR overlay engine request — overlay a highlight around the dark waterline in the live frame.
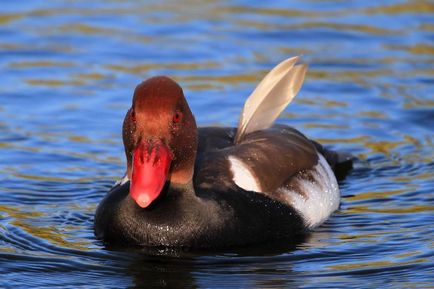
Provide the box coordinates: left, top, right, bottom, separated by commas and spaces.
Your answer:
0, 1, 433, 288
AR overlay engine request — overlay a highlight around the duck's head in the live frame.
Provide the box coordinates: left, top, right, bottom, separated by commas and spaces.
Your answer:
122, 76, 198, 208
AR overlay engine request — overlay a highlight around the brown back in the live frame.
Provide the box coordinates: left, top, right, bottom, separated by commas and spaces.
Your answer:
194, 125, 318, 193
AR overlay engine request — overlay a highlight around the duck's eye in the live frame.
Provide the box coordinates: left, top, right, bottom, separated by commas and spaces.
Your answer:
173, 111, 183, 123
131, 110, 136, 122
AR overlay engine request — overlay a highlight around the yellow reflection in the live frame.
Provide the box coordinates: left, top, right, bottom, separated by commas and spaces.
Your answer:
10, 172, 115, 184
68, 135, 92, 144
0, 142, 13, 149
387, 44, 434, 55
1, 204, 93, 251
365, 140, 404, 155
279, 47, 313, 55
328, 258, 427, 271
304, 123, 349, 129
25, 79, 84, 87
218, 6, 316, 17
0, 247, 15, 253
307, 68, 392, 87
420, 23, 434, 32
28, 7, 131, 17
73, 72, 106, 80
346, 204, 434, 214
9, 61, 74, 69
12, 219, 89, 251
106, 61, 220, 74
392, 172, 433, 182
59, 23, 119, 35
358, 111, 387, 119
363, 1, 434, 14
315, 136, 370, 144
177, 73, 259, 84
298, 96, 348, 108
234, 19, 398, 35
185, 83, 218, 91
293, 22, 397, 35
0, 205, 44, 219
336, 233, 380, 243
346, 188, 414, 202
394, 250, 422, 259
0, 14, 23, 24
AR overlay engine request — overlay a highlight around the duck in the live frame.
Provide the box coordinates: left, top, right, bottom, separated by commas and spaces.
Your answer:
94, 56, 353, 248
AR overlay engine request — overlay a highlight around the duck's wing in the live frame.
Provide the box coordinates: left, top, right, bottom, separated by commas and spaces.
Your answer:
228, 126, 353, 229
194, 125, 317, 193
234, 56, 308, 143
195, 126, 353, 190
228, 125, 318, 193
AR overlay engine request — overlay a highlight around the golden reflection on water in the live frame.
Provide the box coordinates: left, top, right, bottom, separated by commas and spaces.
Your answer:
365, 140, 405, 156
1, 203, 95, 251
420, 23, 434, 31
0, 204, 91, 251
296, 96, 348, 108
106, 61, 221, 74
303, 123, 349, 129
328, 258, 428, 271
58, 23, 122, 35
392, 172, 433, 183
237, 20, 399, 35
363, 0, 434, 14
8, 60, 75, 68
219, 6, 316, 17
346, 188, 416, 202
11, 219, 90, 250
315, 136, 371, 145
347, 204, 434, 214
74, 72, 107, 81
358, 111, 386, 119
0, 14, 23, 24
26, 79, 85, 87
387, 43, 434, 55
0, 204, 45, 219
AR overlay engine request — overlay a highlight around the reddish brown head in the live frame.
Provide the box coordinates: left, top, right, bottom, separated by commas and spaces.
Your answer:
122, 76, 198, 208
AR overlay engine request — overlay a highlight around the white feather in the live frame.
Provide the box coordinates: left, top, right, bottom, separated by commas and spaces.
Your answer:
228, 156, 262, 192
235, 56, 308, 143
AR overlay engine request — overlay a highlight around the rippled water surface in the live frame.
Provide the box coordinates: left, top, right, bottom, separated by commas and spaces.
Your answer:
1, 1, 433, 288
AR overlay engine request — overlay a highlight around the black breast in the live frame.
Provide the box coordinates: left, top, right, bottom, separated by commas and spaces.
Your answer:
94, 181, 305, 248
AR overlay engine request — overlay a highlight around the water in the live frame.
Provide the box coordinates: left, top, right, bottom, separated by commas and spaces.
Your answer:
0, 0, 433, 288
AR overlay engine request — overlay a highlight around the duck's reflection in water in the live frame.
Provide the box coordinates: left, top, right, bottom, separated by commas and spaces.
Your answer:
107, 233, 311, 288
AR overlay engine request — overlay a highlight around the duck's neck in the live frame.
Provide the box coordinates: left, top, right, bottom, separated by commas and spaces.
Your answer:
169, 179, 195, 195
170, 166, 194, 186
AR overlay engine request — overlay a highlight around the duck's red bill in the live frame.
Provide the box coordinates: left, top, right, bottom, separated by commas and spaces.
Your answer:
130, 140, 172, 208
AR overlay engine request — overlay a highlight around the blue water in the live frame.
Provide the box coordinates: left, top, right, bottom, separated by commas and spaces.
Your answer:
1, 1, 433, 288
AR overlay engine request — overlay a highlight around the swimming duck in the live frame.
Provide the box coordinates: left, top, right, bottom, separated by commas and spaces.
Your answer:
94, 56, 352, 247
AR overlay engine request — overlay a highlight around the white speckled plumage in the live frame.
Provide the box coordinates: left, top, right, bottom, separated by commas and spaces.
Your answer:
229, 151, 340, 228
280, 154, 340, 228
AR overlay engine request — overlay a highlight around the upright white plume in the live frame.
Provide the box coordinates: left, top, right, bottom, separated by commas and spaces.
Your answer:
234, 56, 308, 143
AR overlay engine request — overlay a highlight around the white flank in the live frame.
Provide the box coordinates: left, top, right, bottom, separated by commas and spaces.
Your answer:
228, 156, 262, 192
280, 154, 340, 228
